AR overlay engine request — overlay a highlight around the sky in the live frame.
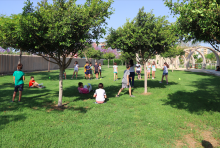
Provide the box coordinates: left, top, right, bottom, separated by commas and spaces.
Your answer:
0, 0, 213, 49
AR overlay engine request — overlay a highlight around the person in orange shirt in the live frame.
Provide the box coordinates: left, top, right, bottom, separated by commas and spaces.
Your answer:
29, 76, 42, 88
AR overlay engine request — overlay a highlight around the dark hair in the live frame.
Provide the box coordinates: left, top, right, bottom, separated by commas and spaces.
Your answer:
152, 61, 156, 65
164, 62, 169, 68
114, 62, 117, 65
99, 62, 101, 65
78, 82, 83, 87
17, 64, 23, 70
90, 62, 92, 64
30, 76, 34, 79
86, 61, 88, 64
129, 59, 134, 67
126, 65, 130, 69
98, 83, 103, 88
75, 61, 78, 64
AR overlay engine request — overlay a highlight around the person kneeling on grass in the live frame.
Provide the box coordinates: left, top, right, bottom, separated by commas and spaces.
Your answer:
116, 65, 135, 97
29, 76, 44, 88
93, 83, 107, 104
78, 82, 93, 94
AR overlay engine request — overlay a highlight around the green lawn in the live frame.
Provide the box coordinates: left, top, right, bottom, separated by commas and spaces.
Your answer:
1, 66, 220, 148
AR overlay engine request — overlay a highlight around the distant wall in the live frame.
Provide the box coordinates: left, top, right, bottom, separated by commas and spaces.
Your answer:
0, 54, 103, 74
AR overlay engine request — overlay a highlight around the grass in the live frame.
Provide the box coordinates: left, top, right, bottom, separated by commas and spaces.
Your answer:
0, 65, 220, 148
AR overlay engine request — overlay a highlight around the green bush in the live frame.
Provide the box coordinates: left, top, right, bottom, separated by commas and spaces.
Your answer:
103, 59, 125, 65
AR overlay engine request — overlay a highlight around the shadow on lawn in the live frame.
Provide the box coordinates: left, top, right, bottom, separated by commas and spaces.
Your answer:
0, 114, 26, 130
162, 73, 220, 114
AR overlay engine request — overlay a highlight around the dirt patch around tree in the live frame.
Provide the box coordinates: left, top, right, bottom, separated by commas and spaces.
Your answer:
141, 92, 152, 96
176, 123, 220, 148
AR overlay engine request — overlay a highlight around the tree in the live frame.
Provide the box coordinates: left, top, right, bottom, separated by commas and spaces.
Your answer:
106, 7, 178, 93
103, 52, 115, 68
160, 46, 185, 72
0, 0, 114, 107
205, 53, 216, 63
196, 57, 203, 63
119, 51, 136, 66
164, 0, 220, 52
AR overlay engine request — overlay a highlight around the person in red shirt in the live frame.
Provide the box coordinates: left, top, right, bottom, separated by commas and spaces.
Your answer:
29, 76, 41, 88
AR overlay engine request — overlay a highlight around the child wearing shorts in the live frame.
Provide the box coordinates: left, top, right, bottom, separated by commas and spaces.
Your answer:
85, 62, 91, 80
71, 61, 79, 79
159, 62, 169, 84
151, 61, 157, 79
90, 62, 93, 79
12, 64, 25, 102
84, 62, 88, 79
78, 82, 93, 94
113, 62, 118, 81
135, 62, 141, 80
93, 83, 107, 104
99, 63, 102, 78
116, 65, 135, 97
94, 62, 99, 79
29, 76, 44, 88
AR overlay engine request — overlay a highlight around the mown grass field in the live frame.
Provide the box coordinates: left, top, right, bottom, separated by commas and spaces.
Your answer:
0, 65, 220, 148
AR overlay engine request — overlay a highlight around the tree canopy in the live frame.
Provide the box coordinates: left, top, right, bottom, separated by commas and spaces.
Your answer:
164, 0, 220, 52
0, 0, 114, 106
106, 7, 178, 93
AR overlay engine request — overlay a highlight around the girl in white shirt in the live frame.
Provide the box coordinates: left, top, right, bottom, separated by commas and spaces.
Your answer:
93, 83, 107, 104
159, 62, 169, 84
71, 61, 79, 79
147, 62, 151, 79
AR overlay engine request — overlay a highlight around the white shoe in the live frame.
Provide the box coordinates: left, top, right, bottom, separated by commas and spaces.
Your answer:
71, 78, 73, 79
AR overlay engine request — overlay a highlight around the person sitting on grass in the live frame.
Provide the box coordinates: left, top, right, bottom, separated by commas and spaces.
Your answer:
116, 65, 135, 97
11, 64, 25, 102
93, 83, 107, 104
78, 82, 93, 94
29, 76, 44, 88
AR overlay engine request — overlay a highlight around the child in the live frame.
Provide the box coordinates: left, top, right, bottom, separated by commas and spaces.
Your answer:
159, 62, 169, 84
151, 61, 157, 79
85, 62, 91, 80
147, 62, 151, 79
29, 76, 44, 88
12, 64, 25, 102
113, 62, 118, 81
116, 65, 135, 97
135, 62, 141, 80
71, 61, 79, 79
78, 82, 92, 94
84, 62, 88, 79
90, 62, 93, 79
94, 62, 99, 79
63, 70, 66, 80
99, 63, 102, 78
93, 83, 107, 104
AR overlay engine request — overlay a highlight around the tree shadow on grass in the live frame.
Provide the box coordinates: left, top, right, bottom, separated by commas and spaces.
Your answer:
161, 74, 220, 114
0, 114, 26, 130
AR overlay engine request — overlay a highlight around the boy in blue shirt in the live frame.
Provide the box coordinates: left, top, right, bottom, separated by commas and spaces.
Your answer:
12, 64, 25, 102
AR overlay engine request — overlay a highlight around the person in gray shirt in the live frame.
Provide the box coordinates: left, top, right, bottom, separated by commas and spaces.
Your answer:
116, 65, 135, 97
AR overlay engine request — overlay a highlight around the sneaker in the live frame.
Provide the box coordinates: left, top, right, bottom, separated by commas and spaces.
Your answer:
114, 80, 115, 81
167, 83, 168, 85
152, 77, 154, 79
116, 95, 120, 97
130, 95, 135, 97
71, 78, 73, 79
39, 87, 42, 89
159, 81, 162, 83
76, 78, 77, 79
116, 79, 118, 81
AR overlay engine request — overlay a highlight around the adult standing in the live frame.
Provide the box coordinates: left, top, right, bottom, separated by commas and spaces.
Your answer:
129, 59, 135, 88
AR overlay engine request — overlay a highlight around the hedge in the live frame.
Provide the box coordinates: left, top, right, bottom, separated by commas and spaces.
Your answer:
103, 59, 125, 65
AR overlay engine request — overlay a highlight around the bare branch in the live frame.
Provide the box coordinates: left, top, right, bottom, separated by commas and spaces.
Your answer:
38, 54, 60, 65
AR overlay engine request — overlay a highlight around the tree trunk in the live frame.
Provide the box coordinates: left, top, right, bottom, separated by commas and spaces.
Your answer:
122, 60, 123, 66
108, 59, 109, 68
18, 49, 22, 64
113, 59, 114, 65
144, 62, 147, 93
58, 67, 64, 107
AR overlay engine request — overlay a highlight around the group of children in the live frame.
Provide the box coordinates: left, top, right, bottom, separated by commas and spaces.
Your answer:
11, 61, 169, 103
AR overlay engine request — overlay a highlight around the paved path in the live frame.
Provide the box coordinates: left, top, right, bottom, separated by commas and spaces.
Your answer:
158, 67, 220, 77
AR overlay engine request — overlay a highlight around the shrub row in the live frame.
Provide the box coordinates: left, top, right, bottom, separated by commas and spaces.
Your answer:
103, 59, 125, 65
